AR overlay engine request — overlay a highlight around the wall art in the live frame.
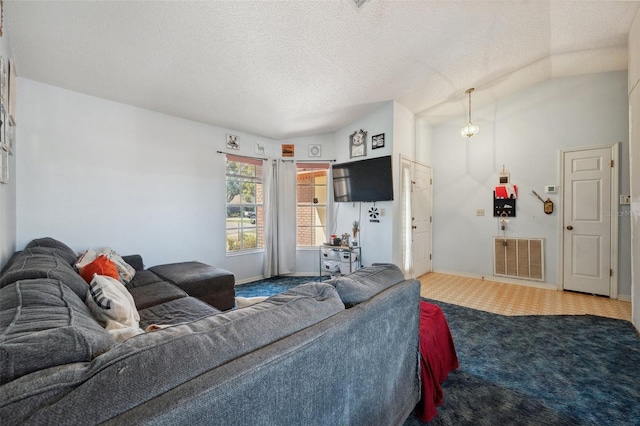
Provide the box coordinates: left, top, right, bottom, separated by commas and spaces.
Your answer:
226, 134, 239, 150
7, 58, 15, 124
349, 129, 367, 158
308, 144, 321, 157
0, 149, 8, 184
371, 133, 385, 149
281, 144, 295, 157
255, 140, 266, 155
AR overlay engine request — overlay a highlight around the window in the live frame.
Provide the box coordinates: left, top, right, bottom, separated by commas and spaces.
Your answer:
226, 156, 264, 252
296, 163, 329, 246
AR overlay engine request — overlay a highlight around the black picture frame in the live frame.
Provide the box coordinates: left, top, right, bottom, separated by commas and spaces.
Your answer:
371, 133, 385, 149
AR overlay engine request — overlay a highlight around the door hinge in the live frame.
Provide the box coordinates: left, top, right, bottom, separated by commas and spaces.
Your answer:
430, 178, 433, 185
430, 216, 432, 223
430, 254, 432, 260
610, 160, 614, 167
610, 268, 613, 277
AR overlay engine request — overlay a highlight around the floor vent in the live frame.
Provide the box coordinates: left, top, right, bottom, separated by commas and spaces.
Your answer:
494, 237, 544, 281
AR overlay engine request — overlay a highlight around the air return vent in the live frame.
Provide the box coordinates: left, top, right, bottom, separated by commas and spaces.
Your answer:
493, 237, 544, 281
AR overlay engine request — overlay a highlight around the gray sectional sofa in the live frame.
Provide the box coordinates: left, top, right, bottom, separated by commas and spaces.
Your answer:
0, 238, 421, 425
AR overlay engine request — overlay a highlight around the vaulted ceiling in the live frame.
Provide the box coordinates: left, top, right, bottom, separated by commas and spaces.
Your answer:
5, 1, 639, 139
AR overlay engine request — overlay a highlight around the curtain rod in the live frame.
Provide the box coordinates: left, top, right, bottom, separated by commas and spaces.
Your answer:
216, 151, 268, 161
297, 159, 336, 163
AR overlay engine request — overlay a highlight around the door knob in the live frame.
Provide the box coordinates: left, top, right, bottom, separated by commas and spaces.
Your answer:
566, 225, 573, 230
412, 225, 417, 229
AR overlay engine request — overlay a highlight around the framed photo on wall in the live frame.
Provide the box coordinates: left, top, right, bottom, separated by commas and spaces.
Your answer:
372, 133, 385, 149
226, 134, 239, 150
281, 144, 294, 157
349, 129, 367, 158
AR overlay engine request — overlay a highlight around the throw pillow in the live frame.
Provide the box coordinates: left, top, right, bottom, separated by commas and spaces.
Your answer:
96, 248, 136, 285
79, 255, 120, 284
75, 248, 97, 270
85, 275, 143, 342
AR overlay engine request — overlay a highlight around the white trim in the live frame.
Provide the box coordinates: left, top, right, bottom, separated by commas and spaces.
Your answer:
433, 269, 558, 291
558, 143, 620, 298
618, 294, 632, 302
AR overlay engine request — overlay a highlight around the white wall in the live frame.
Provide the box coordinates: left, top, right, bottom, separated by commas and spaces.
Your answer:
629, 9, 640, 330
391, 101, 416, 268
0, 26, 16, 269
431, 71, 632, 296
16, 79, 282, 282
332, 102, 395, 267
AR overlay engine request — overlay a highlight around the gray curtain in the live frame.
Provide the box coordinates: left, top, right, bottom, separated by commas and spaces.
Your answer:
263, 159, 297, 277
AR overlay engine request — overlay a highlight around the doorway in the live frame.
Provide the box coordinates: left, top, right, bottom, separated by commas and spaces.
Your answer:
400, 156, 432, 278
560, 144, 619, 297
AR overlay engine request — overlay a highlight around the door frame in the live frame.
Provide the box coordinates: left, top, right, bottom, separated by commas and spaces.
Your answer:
399, 154, 433, 279
557, 142, 619, 298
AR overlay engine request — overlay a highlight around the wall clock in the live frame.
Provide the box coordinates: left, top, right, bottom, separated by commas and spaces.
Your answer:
349, 129, 367, 158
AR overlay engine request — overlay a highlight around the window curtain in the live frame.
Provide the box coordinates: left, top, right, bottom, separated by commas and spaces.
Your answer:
401, 160, 414, 277
263, 159, 297, 277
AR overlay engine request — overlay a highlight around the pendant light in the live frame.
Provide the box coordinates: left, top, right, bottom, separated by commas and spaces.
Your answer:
461, 88, 480, 138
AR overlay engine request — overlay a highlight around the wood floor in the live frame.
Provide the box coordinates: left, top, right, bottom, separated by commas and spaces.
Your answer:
419, 272, 631, 321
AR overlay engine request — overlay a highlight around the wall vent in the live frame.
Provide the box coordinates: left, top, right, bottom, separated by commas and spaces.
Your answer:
493, 237, 544, 281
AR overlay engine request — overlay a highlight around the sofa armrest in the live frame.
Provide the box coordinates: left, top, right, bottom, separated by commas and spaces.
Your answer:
122, 255, 144, 271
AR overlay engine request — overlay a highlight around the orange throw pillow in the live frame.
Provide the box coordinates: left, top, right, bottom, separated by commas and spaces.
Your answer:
80, 255, 120, 284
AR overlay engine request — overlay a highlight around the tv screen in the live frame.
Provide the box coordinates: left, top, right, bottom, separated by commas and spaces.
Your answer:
332, 156, 394, 202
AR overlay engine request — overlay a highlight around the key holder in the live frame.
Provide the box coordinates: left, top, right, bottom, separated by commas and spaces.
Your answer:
532, 190, 554, 215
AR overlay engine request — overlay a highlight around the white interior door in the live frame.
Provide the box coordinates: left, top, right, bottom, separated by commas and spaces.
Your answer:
411, 161, 432, 278
563, 147, 612, 296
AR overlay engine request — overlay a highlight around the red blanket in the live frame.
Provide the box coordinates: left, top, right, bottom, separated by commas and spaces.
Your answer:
416, 301, 459, 422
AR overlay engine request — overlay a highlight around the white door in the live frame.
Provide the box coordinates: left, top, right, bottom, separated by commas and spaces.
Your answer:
563, 147, 612, 296
412, 161, 432, 277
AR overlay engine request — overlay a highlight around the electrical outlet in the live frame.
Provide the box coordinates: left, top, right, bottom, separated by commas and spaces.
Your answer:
620, 195, 631, 205
476, 209, 485, 216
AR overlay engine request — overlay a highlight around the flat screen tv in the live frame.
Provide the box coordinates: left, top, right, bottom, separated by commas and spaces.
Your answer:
332, 155, 394, 202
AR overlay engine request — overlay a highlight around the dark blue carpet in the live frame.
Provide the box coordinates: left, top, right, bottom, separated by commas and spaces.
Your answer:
235, 278, 640, 425
235, 275, 328, 298
405, 299, 640, 426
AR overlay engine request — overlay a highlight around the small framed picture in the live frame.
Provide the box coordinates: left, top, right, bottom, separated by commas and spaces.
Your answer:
372, 133, 385, 149
308, 144, 321, 157
6, 119, 14, 155
0, 149, 8, 184
255, 140, 266, 156
349, 129, 367, 158
282, 144, 295, 157
226, 134, 239, 150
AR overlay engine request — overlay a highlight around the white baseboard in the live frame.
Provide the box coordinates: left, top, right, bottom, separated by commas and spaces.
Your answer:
432, 269, 558, 291
618, 294, 631, 302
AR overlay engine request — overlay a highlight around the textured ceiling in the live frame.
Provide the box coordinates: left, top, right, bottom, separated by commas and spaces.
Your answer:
5, 1, 639, 139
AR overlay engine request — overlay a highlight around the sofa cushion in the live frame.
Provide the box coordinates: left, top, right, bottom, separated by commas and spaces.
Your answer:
125, 269, 166, 289
0, 251, 89, 300
121, 254, 144, 272
325, 263, 406, 307
128, 281, 188, 310
48, 283, 345, 418
0, 279, 116, 384
138, 296, 220, 329
24, 237, 77, 266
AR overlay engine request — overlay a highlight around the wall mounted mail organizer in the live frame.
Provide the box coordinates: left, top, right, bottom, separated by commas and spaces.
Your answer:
494, 184, 518, 217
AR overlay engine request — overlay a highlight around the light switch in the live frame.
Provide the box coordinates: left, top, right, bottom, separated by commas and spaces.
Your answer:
476, 209, 485, 216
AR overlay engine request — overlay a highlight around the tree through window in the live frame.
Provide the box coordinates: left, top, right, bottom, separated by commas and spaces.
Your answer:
226, 156, 264, 252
